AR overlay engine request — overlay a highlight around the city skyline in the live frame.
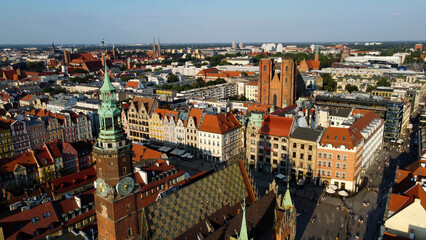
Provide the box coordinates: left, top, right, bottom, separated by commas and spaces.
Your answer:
1, 0, 425, 44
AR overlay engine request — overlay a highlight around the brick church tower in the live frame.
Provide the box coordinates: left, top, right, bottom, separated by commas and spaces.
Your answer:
258, 57, 297, 108
94, 55, 140, 240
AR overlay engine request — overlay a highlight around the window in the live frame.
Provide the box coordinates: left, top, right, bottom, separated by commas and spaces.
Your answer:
337, 154, 341, 160
273, 144, 278, 148
308, 155, 312, 161
250, 147, 255, 153
336, 163, 340, 169
292, 152, 296, 158
301, 144, 305, 149
342, 173, 346, 179
123, 167, 127, 174
328, 153, 333, 159
126, 204, 130, 212
273, 152, 278, 157
318, 153, 322, 158
263, 65, 267, 71
335, 172, 340, 178
286, 66, 289, 72
300, 153, 304, 159
293, 143, 297, 148
318, 160, 321, 166
343, 155, 348, 161
317, 170, 321, 176
328, 162, 332, 167
322, 170, 326, 176
323, 161, 326, 167
342, 163, 347, 169
327, 171, 331, 176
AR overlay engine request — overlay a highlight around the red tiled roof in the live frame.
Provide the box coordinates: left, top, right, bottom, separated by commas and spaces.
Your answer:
259, 115, 293, 137
246, 81, 258, 86
187, 108, 203, 126
126, 80, 140, 89
0, 201, 61, 240
35, 148, 54, 167
396, 169, 411, 184
20, 94, 34, 102
388, 194, 412, 213
132, 143, 163, 162
132, 96, 156, 113
198, 112, 241, 134
45, 142, 62, 159
196, 68, 219, 77
306, 60, 320, 70
0, 151, 38, 175
403, 184, 426, 210
49, 167, 96, 194
320, 126, 363, 150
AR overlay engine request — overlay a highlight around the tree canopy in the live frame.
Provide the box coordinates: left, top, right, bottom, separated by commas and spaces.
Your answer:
167, 74, 179, 83
345, 84, 359, 93
321, 73, 337, 92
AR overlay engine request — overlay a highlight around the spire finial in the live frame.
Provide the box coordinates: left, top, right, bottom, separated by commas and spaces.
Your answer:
238, 199, 248, 240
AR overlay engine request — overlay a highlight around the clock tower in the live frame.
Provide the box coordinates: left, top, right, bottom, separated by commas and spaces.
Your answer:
94, 56, 140, 240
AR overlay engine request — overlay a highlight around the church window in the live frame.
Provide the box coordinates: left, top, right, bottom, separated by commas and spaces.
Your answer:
286, 66, 289, 72
123, 167, 127, 174
263, 65, 267, 71
273, 94, 277, 106
128, 228, 132, 237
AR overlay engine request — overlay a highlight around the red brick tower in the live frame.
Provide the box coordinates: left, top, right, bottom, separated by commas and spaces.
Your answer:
94, 57, 140, 240
258, 58, 296, 108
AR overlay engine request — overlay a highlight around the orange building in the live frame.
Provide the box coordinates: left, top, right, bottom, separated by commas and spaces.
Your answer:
317, 127, 364, 191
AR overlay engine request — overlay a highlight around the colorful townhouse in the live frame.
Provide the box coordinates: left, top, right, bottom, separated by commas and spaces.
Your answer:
316, 110, 384, 192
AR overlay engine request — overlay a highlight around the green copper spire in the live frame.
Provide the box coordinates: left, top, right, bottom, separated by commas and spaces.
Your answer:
100, 56, 115, 92
238, 199, 248, 240
282, 182, 293, 211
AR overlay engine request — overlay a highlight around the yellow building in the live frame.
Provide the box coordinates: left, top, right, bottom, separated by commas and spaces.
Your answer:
0, 128, 13, 158
371, 87, 393, 98
149, 109, 165, 141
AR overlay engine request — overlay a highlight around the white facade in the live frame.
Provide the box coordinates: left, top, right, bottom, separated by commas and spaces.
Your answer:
198, 128, 241, 162
245, 83, 258, 101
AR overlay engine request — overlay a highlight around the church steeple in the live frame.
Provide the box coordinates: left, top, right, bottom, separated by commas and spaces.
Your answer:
238, 199, 249, 240
282, 183, 293, 211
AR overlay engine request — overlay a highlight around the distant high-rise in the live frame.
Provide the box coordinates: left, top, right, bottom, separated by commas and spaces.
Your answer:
258, 57, 298, 108
232, 41, 237, 49
239, 42, 244, 49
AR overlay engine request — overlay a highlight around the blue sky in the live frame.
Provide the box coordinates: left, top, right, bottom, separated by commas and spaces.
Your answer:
0, 0, 425, 44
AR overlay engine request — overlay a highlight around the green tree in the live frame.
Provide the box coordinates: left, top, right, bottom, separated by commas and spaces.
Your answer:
43, 87, 66, 95
121, 76, 131, 82
25, 61, 45, 72
321, 73, 337, 92
171, 85, 183, 91
167, 74, 179, 83
366, 85, 375, 92
345, 84, 359, 93
376, 78, 391, 87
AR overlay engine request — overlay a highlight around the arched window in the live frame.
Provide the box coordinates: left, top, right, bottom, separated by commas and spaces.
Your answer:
263, 65, 267, 71
273, 94, 277, 106
286, 66, 289, 72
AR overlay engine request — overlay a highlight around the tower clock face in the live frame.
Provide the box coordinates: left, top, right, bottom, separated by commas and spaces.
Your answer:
116, 177, 135, 196
96, 178, 110, 197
